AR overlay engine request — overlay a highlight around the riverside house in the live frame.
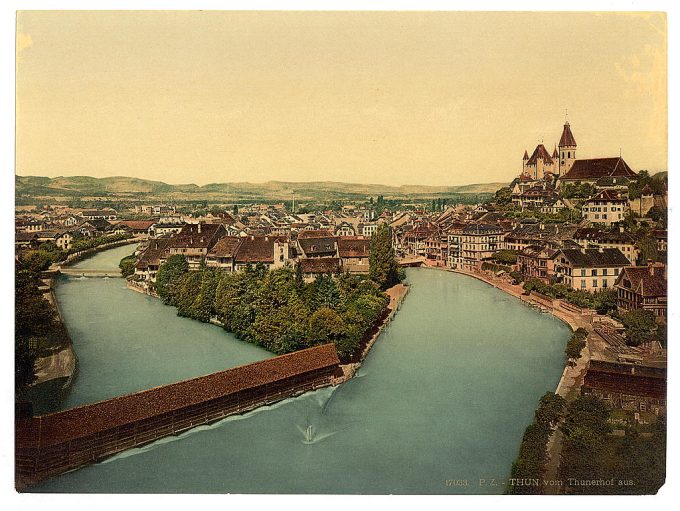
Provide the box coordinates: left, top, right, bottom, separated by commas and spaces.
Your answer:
337, 238, 370, 274
615, 263, 667, 319
554, 247, 631, 292
448, 223, 503, 271
166, 223, 227, 270
516, 245, 559, 284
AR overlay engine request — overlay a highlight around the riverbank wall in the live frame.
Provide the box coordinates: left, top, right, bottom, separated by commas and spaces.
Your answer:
60, 237, 141, 267
16, 344, 342, 490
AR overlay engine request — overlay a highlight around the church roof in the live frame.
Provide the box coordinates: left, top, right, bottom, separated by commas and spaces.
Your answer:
526, 144, 554, 166
561, 157, 637, 181
559, 121, 577, 147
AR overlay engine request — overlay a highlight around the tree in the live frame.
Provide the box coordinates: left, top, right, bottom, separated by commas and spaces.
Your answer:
307, 307, 345, 345
620, 309, 658, 346
494, 187, 513, 207
492, 249, 518, 265
21, 251, 53, 273
535, 392, 567, 428
565, 334, 587, 365
369, 224, 401, 290
156, 255, 189, 303
119, 255, 136, 277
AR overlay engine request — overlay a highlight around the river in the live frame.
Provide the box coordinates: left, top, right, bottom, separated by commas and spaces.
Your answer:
33, 249, 570, 494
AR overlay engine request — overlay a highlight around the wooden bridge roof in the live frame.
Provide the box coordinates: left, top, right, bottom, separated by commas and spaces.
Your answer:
16, 344, 340, 449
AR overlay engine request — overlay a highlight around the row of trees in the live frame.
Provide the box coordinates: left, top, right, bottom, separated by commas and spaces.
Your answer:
507, 392, 567, 494
565, 327, 588, 365
155, 259, 389, 360
522, 278, 617, 315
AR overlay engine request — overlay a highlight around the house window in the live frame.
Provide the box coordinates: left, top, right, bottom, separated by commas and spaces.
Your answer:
603, 280, 608, 288
581, 269, 586, 277
592, 269, 597, 276
602, 268, 608, 276
581, 280, 586, 289
593, 279, 598, 287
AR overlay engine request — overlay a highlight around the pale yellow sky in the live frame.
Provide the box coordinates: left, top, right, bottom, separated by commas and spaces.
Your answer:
16, 11, 667, 186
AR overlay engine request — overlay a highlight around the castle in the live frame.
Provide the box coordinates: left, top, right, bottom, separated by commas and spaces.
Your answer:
521, 121, 577, 180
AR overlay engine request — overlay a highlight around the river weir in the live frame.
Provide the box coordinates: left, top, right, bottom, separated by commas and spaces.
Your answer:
32, 253, 570, 494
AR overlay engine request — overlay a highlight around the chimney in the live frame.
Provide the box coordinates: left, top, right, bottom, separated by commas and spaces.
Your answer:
198, 223, 201, 234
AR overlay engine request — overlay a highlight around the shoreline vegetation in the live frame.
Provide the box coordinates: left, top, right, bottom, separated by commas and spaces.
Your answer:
147, 224, 406, 365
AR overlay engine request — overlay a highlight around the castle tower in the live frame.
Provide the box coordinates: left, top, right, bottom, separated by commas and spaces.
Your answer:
522, 149, 529, 174
558, 121, 577, 176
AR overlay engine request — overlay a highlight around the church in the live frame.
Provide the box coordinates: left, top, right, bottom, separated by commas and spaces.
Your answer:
521, 121, 577, 180
519, 120, 637, 187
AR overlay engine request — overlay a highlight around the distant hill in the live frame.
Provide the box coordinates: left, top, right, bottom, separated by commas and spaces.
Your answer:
16, 175, 504, 202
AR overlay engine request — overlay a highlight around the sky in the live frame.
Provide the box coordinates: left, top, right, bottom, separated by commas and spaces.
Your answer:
15, 11, 667, 186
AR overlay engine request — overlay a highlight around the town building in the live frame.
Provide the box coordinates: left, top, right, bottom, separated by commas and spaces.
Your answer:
582, 190, 629, 225
517, 245, 559, 283
573, 228, 639, 264
615, 263, 667, 319
448, 223, 503, 270
554, 247, 631, 292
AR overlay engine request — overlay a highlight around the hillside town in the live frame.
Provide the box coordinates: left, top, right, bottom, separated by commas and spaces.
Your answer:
15, 120, 668, 493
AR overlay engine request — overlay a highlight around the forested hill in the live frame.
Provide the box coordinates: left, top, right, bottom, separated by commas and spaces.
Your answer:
16, 175, 505, 201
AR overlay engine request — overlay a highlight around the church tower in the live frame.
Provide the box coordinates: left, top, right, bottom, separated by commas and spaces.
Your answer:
558, 121, 577, 176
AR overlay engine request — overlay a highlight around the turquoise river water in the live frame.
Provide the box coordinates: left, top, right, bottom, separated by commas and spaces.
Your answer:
33, 245, 570, 494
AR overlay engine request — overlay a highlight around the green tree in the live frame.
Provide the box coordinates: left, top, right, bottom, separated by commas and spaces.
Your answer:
156, 254, 189, 303
535, 392, 567, 428
119, 254, 136, 277
494, 187, 513, 206
620, 309, 658, 346
21, 251, 53, 273
565, 334, 587, 365
369, 224, 401, 290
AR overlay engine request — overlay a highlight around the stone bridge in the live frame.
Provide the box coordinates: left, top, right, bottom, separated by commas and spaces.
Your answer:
59, 268, 123, 278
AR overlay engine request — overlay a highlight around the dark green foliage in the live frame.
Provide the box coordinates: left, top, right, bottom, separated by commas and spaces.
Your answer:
620, 309, 658, 347
493, 187, 513, 206
369, 224, 402, 290
508, 392, 565, 494
20, 251, 53, 273
647, 206, 667, 228
634, 228, 659, 264
119, 255, 137, 277
561, 182, 596, 199
535, 392, 567, 428
481, 261, 512, 273
522, 279, 616, 313
628, 170, 667, 200
68, 233, 132, 255
156, 255, 189, 303
15, 267, 70, 390
491, 249, 518, 265
559, 395, 665, 494
162, 265, 388, 360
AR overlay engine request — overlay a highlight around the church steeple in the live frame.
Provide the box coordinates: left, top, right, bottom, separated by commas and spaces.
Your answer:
558, 121, 577, 176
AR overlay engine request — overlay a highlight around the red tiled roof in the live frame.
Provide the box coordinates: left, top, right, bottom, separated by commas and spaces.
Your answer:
16, 344, 341, 449
114, 220, 155, 230
561, 157, 637, 181
234, 236, 276, 263
585, 189, 627, 203
526, 144, 554, 166
337, 238, 370, 258
559, 121, 577, 147
617, 266, 667, 297
298, 257, 342, 274
207, 236, 242, 258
